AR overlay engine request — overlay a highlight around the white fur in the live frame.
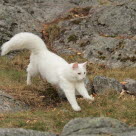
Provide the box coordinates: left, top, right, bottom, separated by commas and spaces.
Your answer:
1, 32, 94, 111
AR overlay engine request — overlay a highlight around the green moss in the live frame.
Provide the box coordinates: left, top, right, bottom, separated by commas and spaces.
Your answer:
98, 55, 106, 60
120, 56, 136, 62
116, 41, 125, 50
68, 34, 78, 43
80, 42, 87, 47
106, 47, 114, 53
80, 40, 90, 47
83, 6, 91, 12
118, 54, 121, 56
98, 51, 103, 55
71, 19, 82, 25
70, 6, 91, 16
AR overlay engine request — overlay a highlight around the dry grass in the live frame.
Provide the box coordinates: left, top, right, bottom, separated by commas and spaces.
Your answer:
0, 50, 136, 134
0, 91, 135, 134
0, 51, 61, 107
0, 51, 136, 107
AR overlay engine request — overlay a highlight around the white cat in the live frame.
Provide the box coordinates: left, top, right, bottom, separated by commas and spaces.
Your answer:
1, 32, 94, 111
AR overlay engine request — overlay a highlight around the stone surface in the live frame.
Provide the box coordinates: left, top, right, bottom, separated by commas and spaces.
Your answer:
0, 4, 39, 45
53, 1, 136, 68
0, 0, 101, 46
0, 90, 28, 112
0, 128, 56, 136
0, 0, 136, 68
0, 0, 72, 46
91, 1, 136, 37
93, 76, 122, 93
124, 79, 136, 95
84, 35, 136, 68
0, 0, 74, 23
61, 117, 136, 136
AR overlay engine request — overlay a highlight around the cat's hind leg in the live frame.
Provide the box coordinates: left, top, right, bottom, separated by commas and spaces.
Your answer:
26, 63, 38, 85
75, 81, 94, 101
27, 72, 32, 85
59, 81, 81, 111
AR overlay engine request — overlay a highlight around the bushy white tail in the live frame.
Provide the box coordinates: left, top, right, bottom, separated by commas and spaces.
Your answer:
1, 32, 47, 56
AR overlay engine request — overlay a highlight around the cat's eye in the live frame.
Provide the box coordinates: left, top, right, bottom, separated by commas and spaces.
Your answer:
78, 73, 81, 75
84, 72, 86, 74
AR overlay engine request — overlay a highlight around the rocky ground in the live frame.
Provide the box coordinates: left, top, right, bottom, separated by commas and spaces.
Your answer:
0, 0, 136, 68
61, 117, 136, 136
51, 0, 136, 68
0, 117, 136, 136
0, 0, 136, 135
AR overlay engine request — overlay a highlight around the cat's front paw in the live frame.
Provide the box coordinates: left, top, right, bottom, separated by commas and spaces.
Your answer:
72, 105, 81, 111
84, 95, 95, 101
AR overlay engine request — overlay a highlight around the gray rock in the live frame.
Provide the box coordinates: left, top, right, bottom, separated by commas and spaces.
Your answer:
93, 76, 122, 93
84, 35, 122, 67
0, 4, 39, 45
70, 0, 99, 6
0, 90, 28, 112
124, 79, 136, 95
92, 1, 136, 37
61, 117, 136, 136
0, 0, 100, 23
52, 1, 136, 68
0, 0, 75, 23
0, 0, 75, 47
84, 35, 136, 68
0, 0, 135, 68
0, 0, 101, 47
0, 128, 56, 136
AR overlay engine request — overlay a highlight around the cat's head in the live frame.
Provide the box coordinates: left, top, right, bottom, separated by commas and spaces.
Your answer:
70, 62, 87, 81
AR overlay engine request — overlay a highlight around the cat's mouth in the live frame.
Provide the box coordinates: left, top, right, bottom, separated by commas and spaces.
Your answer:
77, 77, 85, 81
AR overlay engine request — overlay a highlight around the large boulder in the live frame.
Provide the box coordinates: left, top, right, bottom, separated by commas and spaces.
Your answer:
0, 0, 136, 68
0, 128, 56, 136
0, 0, 101, 46
53, 1, 136, 68
61, 117, 136, 136
93, 76, 122, 93
0, 0, 73, 46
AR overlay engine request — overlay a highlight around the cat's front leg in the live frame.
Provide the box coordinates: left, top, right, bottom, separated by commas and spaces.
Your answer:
76, 81, 94, 101
59, 82, 81, 111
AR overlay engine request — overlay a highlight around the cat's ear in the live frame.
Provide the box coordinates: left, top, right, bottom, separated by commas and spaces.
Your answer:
72, 62, 78, 69
82, 62, 87, 68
